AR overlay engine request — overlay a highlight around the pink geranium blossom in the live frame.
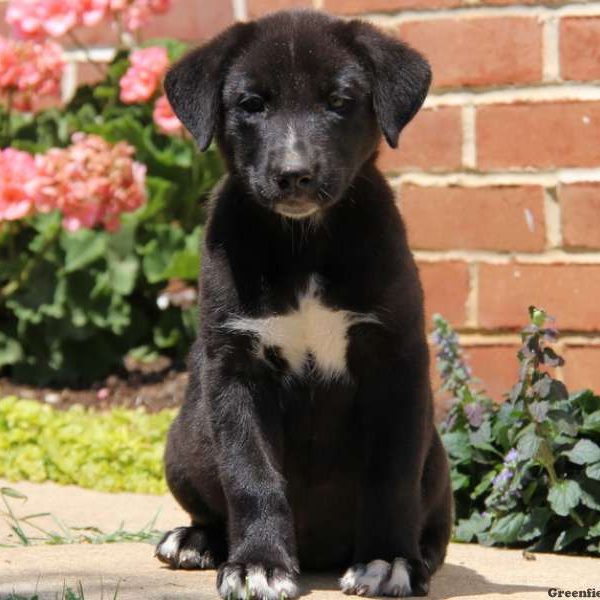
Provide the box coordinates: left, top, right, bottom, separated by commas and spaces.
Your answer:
77, 0, 109, 26
6, 0, 79, 40
119, 46, 168, 104
32, 133, 147, 231
0, 148, 38, 222
0, 36, 64, 111
153, 95, 182, 135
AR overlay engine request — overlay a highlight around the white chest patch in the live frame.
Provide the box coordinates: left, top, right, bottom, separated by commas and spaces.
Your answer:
224, 277, 378, 380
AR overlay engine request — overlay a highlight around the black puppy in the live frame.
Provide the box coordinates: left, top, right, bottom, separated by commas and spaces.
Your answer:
155, 9, 452, 599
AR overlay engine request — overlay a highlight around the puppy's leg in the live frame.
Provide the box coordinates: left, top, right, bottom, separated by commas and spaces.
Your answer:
420, 432, 453, 575
342, 344, 439, 597
207, 369, 298, 600
156, 369, 229, 570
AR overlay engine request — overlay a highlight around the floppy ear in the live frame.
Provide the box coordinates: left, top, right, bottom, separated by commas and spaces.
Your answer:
164, 22, 254, 151
346, 21, 431, 149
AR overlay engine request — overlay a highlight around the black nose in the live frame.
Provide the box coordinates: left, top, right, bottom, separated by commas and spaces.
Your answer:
276, 169, 314, 193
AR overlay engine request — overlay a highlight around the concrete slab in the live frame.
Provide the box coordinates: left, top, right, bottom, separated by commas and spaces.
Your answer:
0, 480, 597, 599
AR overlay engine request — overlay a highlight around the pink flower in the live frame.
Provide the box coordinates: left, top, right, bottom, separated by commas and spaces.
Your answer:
7, 0, 79, 40
77, 0, 108, 26
153, 95, 182, 135
120, 0, 171, 32
130, 46, 168, 74
0, 36, 64, 110
31, 133, 147, 231
0, 38, 21, 89
119, 46, 169, 104
119, 66, 159, 103
0, 148, 38, 222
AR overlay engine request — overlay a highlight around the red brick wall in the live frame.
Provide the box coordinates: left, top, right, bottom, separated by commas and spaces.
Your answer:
10, 0, 597, 401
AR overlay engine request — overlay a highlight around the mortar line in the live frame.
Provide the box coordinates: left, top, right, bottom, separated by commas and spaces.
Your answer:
360, 2, 600, 25
461, 104, 477, 169
465, 262, 479, 328
390, 169, 600, 187
542, 14, 561, 82
413, 249, 600, 264
544, 187, 563, 249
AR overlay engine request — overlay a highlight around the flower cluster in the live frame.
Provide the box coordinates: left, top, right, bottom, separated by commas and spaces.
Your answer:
0, 148, 38, 221
0, 36, 64, 110
6, 0, 172, 40
33, 133, 147, 231
119, 46, 168, 103
0, 134, 146, 231
119, 46, 182, 135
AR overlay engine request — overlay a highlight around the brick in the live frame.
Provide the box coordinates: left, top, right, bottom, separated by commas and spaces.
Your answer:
560, 17, 600, 82
418, 261, 470, 328
463, 345, 521, 402
323, 0, 459, 14
397, 17, 543, 89
430, 343, 520, 420
377, 107, 462, 172
478, 263, 600, 331
248, 0, 312, 18
400, 185, 546, 252
477, 102, 600, 169
560, 183, 600, 250
143, 0, 233, 43
563, 345, 600, 393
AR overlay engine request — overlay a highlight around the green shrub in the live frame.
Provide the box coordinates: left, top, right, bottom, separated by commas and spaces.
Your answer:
435, 307, 600, 555
0, 42, 223, 386
0, 396, 175, 494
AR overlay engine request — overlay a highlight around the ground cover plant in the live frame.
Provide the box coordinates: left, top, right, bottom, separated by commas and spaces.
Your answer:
435, 307, 600, 555
0, 396, 174, 493
0, 0, 223, 386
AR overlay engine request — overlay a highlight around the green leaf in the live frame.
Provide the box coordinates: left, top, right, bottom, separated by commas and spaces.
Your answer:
454, 512, 492, 543
108, 256, 139, 295
548, 480, 582, 516
586, 462, 600, 480
0, 332, 23, 368
516, 426, 541, 461
61, 229, 107, 273
564, 439, 600, 465
554, 527, 587, 552
489, 513, 526, 544
519, 507, 550, 542
442, 431, 471, 462
582, 411, 600, 433
471, 470, 496, 500
1, 487, 28, 500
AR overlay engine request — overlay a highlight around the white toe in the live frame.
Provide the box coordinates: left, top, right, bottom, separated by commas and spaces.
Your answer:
381, 559, 411, 597
340, 559, 412, 597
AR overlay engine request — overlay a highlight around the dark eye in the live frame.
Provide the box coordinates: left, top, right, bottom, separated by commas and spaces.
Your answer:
327, 93, 350, 111
239, 95, 265, 113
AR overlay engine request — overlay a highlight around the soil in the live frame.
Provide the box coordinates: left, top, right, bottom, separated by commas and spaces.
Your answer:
0, 361, 188, 413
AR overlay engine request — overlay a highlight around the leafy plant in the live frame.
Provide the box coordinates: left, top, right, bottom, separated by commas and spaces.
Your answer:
0, 396, 175, 493
0, 41, 222, 385
435, 307, 600, 555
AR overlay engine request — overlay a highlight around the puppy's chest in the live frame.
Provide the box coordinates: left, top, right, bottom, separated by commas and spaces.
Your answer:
224, 277, 378, 379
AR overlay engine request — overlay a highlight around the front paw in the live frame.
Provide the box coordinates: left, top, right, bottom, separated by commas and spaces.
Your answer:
340, 558, 426, 597
217, 562, 298, 600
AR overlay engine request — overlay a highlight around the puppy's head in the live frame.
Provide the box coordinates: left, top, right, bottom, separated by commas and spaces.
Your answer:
165, 11, 430, 219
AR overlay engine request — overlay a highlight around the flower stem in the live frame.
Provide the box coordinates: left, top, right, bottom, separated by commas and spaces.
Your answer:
3, 89, 13, 141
